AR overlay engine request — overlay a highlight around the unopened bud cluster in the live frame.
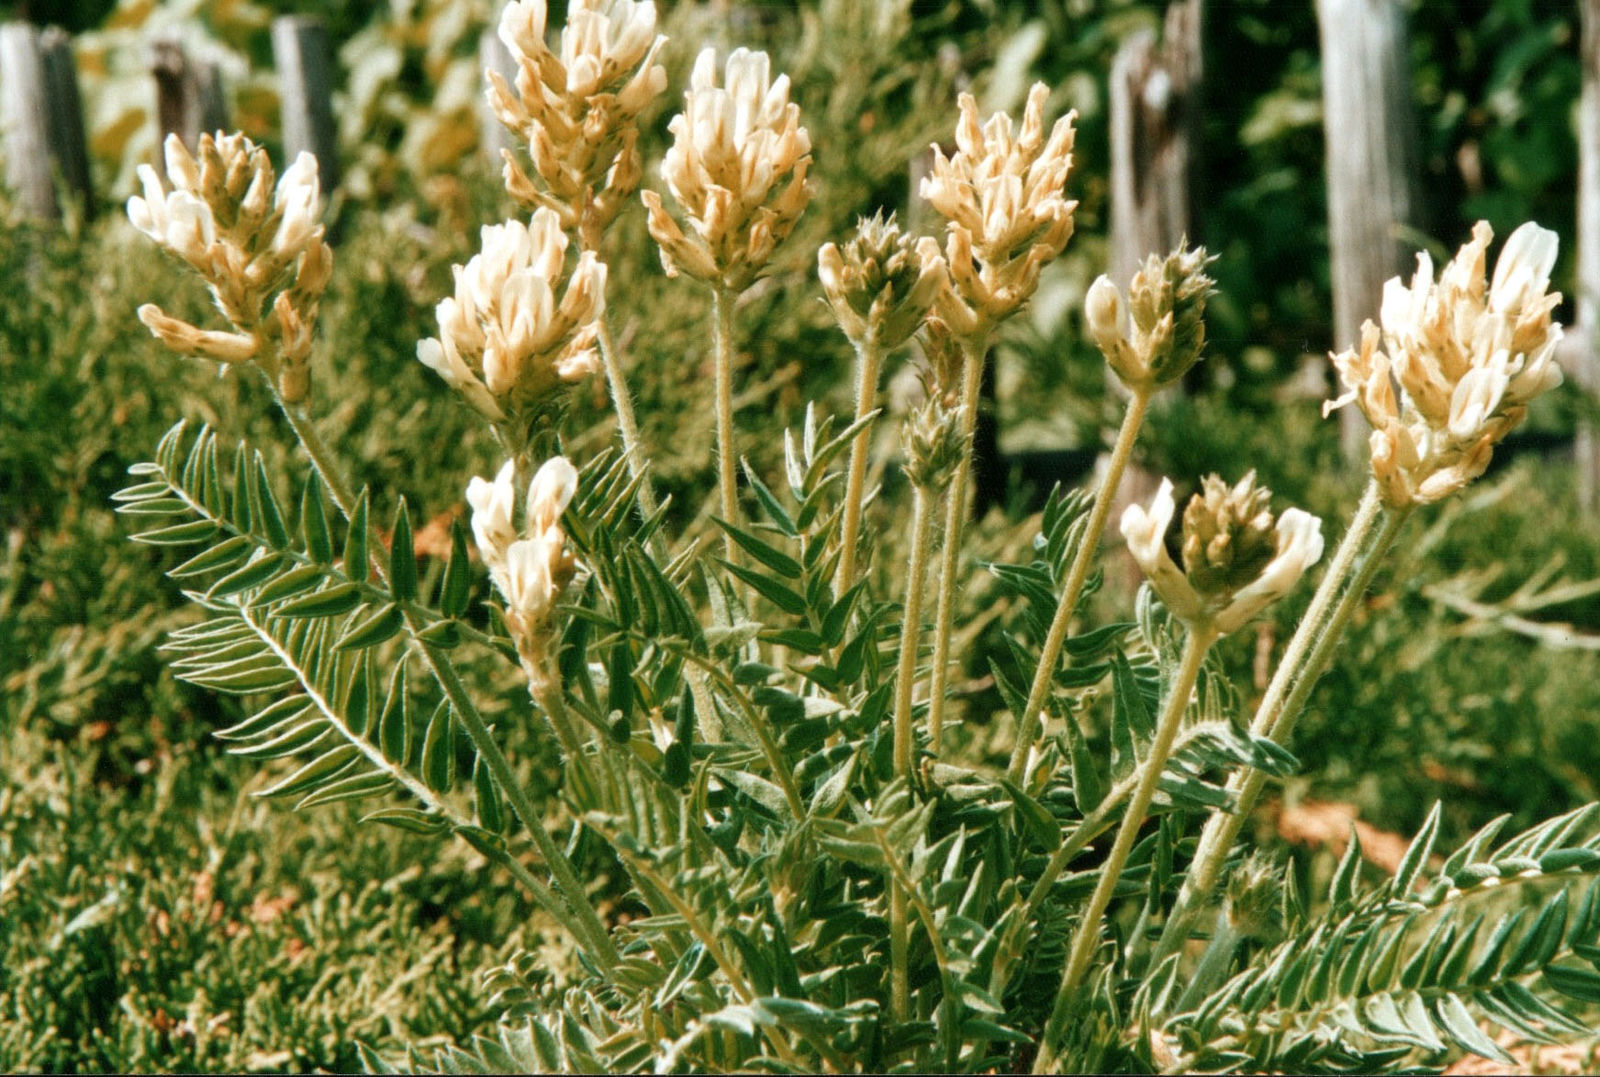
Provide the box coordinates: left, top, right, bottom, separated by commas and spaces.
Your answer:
921, 83, 1077, 338
128, 133, 331, 403
902, 393, 969, 491
642, 47, 812, 292
1121, 472, 1324, 636
1086, 244, 1214, 392
468, 456, 580, 678
1326, 221, 1564, 508
489, 0, 667, 245
1223, 852, 1285, 944
416, 209, 605, 426
819, 213, 947, 350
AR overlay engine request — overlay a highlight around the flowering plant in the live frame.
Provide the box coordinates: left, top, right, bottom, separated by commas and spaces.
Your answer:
112, 3, 1598, 1072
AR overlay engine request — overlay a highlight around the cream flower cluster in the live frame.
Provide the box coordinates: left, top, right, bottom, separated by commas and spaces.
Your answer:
921, 82, 1077, 337
488, 0, 668, 244
468, 456, 580, 671
1121, 474, 1324, 635
1085, 244, 1214, 392
1326, 221, 1564, 507
642, 47, 812, 292
128, 133, 331, 402
417, 209, 606, 424
818, 212, 947, 350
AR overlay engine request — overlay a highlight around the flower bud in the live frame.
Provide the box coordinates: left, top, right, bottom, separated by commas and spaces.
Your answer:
902, 393, 970, 491
1121, 473, 1324, 635
468, 456, 581, 674
819, 213, 948, 350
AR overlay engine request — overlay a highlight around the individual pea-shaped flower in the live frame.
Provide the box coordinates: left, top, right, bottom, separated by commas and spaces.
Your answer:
467, 456, 580, 677
920, 82, 1077, 337
641, 46, 812, 292
1120, 472, 1324, 635
1327, 221, 1564, 508
1084, 243, 1214, 392
818, 212, 948, 350
127, 132, 331, 403
416, 209, 605, 426
488, 0, 668, 245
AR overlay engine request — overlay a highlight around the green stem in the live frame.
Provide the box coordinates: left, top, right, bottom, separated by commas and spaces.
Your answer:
890, 883, 911, 1023
887, 485, 935, 1028
274, 394, 362, 521
835, 333, 884, 599
527, 661, 600, 808
1151, 485, 1396, 970
924, 335, 988, 752
893, 485, 936, 779
426, 640, 618, 968
272, 384, 618, 969
711, 285, 740, 559
1005, 389, 1152, 785
1033, 625, 1215, 1074
597, 317, 662, 527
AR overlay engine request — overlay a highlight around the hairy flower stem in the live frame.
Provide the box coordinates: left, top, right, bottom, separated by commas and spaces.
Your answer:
888, 484, 935, 1025
527, 665, 600, 806
924, 335, 988, 751
890, 884, 911, 1023
1004, 388, 1152, 785
1034, 626, 1215, 1074
1151, 484, 1395, 969
893, 486, 937, 777
597, 317, 662, 527
711, 285, 740, 558
272, 384, 619, 970
835, 333, 884, 598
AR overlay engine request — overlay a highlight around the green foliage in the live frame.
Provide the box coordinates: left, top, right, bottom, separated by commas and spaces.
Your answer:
6, 0, 1597, 1072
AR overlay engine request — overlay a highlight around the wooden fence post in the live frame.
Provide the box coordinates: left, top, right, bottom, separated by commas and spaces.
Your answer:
1, 22, 93, 222
39, 27, 91, 219
151, 35, 228, 150
1, 23, 56, 220
1108, 0, 1204, 290
271, 15, 339, 191
1316, 0, 1422, 460
479, 25, 517, 165
1574, 0, 1600, 510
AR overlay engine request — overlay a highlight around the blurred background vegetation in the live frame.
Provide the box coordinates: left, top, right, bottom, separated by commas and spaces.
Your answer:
0, 0, 1594, 1069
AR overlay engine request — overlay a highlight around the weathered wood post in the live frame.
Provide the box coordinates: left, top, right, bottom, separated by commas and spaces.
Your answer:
1316, 0, 1422, 459
2, 22, 92, 221
39, 27, 91, 218
1, 23, 58, 220
151, 35, 228, 150
479, 25, 517, 165
1574, 0, 1600, 510
1107, 0, 1204, 290
271, 15, 339, 191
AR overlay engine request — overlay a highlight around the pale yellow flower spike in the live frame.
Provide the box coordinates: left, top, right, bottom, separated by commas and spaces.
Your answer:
642, 46, 813, 293
416, 209, 607, 426
1326, 220, 1564, 507
127, 133, 330, 403
920, 82, 1078, 337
